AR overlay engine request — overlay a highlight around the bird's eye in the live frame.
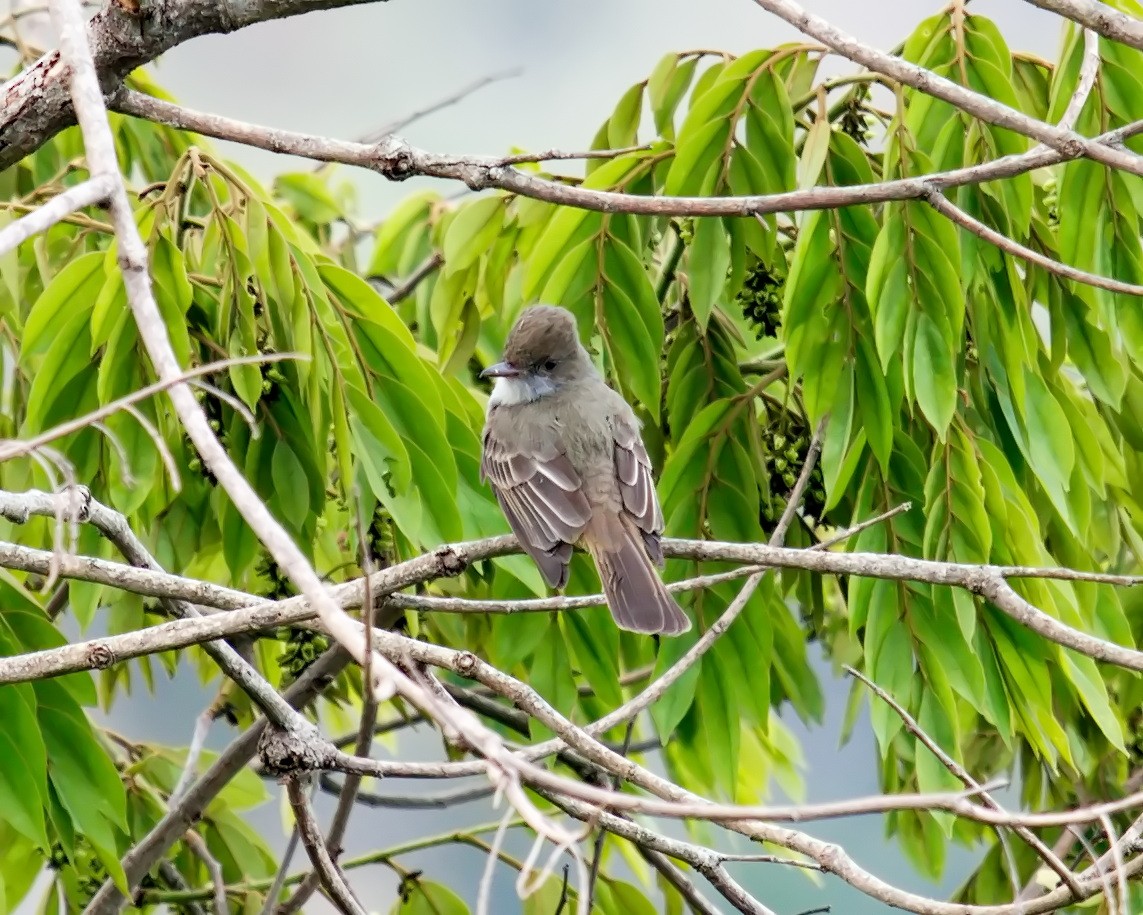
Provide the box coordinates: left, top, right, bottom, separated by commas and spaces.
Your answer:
544, 359, 557, 371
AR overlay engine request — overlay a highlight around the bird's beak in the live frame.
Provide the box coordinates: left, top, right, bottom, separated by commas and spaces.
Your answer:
481, 361, 520, 379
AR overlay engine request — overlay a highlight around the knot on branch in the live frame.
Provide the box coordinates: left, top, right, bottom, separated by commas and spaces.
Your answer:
374, 136, 416, 181
432, 545, 466, 578
86, 642, 115, 670
460, 165, 492, 191
257, 722, 331, 776
59, 484, 92, 522
454, 650, 477, 674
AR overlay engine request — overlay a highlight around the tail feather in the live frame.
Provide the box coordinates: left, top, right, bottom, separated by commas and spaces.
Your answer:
585, 514, 690, 635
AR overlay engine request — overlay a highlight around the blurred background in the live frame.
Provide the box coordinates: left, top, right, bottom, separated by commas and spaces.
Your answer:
4, 0, 1063, 910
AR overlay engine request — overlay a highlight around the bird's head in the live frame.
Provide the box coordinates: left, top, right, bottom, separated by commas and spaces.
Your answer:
482, 305, 589, 406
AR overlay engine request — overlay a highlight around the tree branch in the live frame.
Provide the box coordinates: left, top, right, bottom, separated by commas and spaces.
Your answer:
924, 188, 1143, 295
83, 647, 350, 914
0, 0, 386, 171
846, 665, 1081, 897
750, 0, 1143, 175
0, 174, 113, 253
284, 776, 365, 915
110, 89, 1143, 218
2, 515, 1141, 685
1021, 0, 1143, 52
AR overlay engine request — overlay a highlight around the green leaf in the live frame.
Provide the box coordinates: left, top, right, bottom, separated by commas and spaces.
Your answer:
21, 308, 95, 435
21, 252, 103, 361
601, 282, 660, 413
660, 399, 736, 511
0, 683, 48, 846
1058, 652, 1126, 753
369, 192, 438, 277
530, 619, 577, 741
39, 679, 128, 891
648, 628, 703, 737
561, 610, 622, 709
608, 82, 645, 148
1021, 370, 1075, 496
270, 441, 310, 529
911, 311, 956, 436
855, 335, 893, 468
1059, 289, 1127, 407
601, 239, 663, 411
692, 642, 740, 794
275, 172, 342, 224
524, 209, 602, 302
389, 880, 469, 914
598, 881, 659, 915
345, 383, 413, 495
442, 196, 505, 275
687, 217, 730, 330
648, 55, 699, 138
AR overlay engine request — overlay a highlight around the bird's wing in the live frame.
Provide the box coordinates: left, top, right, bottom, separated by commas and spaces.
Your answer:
612, 418, 667, 565
481, 425, 591, 588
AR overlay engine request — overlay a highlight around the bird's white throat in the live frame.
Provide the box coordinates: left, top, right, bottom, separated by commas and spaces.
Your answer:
488, 374, 557, 408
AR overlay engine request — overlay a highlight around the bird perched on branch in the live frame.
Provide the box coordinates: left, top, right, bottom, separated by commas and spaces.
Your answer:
480, 305, 690, 635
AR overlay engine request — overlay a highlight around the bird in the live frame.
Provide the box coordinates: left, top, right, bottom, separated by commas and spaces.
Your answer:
479, 304, 690, 635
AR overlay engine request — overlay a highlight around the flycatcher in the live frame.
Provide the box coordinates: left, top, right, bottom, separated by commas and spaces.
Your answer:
480, 305, 690, 635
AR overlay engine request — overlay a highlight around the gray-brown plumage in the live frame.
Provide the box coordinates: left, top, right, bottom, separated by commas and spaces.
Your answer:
480, 305, 690, 636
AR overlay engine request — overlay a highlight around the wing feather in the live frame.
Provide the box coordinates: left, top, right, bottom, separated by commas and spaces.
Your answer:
482, 423, 591, 588
612, 420, 666, 566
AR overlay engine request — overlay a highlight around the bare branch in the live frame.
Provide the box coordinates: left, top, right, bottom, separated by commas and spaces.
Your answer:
637, 847, 722, 915
926, 189, 1143, 296
285, 776, 365, 915
181, 831, 228, 915
0, 0, 387, 171
83, 647, 351, 914
3, 502, 1141, 685
846, 666, 1081, 898
0, 174, 113, 254
0, 354, 298, 464
111, 89, 1143, 219
750, 0, 1143, 175
1021, 0, 1143, 52
362, 68, 522, 140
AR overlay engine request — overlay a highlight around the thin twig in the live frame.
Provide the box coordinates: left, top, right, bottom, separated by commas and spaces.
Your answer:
1053, 28, 1101, 136
111, 89, 1143, 218
925, 189, 1143, 296
169, 704, 216, 807
490, 143, 652, 166
258, 826, 300, 915
0, 354, 298, 464
0, 174, 114, 255
638, 847, 722, 915
374, 251, 443, 304
182, 831, 228, 915
750, 0, 1143, 176
846, 666, 1081, 897
285, 776, 365, 915
362, 68, 522, 140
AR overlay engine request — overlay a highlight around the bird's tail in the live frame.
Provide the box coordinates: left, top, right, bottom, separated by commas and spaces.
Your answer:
584, 513, 690, 635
